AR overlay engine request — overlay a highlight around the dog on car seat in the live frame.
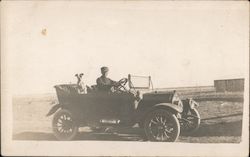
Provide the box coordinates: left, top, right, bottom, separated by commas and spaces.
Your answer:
75, 73, 87, 94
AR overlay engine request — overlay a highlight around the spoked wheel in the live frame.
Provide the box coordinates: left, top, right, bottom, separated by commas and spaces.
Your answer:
52, 109, 78, 141
180, 108, 201, 134
144, 109, 180, 142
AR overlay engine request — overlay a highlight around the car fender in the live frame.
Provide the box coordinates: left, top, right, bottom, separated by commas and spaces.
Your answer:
153, 103, 183, 113
137, 102, 183, 125
46, 104, 62, 117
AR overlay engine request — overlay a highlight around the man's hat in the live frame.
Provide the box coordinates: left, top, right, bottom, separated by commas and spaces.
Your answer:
101, 66, 109, 73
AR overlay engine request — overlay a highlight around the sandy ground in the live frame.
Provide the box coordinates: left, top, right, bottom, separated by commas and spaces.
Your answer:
12, 92, 243, 143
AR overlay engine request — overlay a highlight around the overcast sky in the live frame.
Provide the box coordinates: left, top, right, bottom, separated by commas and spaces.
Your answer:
2, 1, 249, 95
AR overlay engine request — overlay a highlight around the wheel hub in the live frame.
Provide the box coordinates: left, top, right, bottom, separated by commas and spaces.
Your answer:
62, 120, 72, 130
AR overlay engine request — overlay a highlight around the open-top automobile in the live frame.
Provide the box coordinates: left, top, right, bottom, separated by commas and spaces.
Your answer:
47, 74, 200, 142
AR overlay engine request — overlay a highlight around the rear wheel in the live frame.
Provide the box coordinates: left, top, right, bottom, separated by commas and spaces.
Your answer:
144, 109, 180, 142
52, 109, 78, 140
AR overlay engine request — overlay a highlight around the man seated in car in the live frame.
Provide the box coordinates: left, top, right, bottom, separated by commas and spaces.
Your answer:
96, 66, 118, 92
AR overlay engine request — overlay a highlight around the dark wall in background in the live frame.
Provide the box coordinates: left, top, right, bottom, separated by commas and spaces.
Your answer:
214, 78, 244, 92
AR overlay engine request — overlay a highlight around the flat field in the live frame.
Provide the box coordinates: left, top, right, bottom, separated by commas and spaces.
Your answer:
13, 86, 243, 143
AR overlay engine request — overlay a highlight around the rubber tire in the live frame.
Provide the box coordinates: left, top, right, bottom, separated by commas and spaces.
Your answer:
52, 109, 79, 141
181, 108, 200, 134
144, 109, 180, 142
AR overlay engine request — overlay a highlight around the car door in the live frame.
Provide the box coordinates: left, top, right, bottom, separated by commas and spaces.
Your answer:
105, 92, 135, 125
80, 91, 135, 125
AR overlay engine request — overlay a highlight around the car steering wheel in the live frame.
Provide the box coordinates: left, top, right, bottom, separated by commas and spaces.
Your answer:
115, 78, 128, 91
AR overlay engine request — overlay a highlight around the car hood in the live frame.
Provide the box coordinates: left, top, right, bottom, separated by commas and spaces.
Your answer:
141, 90, 175, 102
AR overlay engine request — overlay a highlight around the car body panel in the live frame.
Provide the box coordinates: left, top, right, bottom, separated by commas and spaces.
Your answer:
53, 85, 137, 126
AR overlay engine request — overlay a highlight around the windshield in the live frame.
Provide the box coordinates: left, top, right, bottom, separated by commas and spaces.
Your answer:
128, 74, 153, 91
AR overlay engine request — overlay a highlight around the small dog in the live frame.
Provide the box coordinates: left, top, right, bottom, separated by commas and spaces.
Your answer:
75, 73, 87, 94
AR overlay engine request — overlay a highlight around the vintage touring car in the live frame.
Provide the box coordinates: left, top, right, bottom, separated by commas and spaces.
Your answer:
47, 74, 200, 142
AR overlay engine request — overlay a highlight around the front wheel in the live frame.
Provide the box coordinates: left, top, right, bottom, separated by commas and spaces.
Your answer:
180, 108, 201, 133
144, 109, 180, 142
52, 109, 79, 140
